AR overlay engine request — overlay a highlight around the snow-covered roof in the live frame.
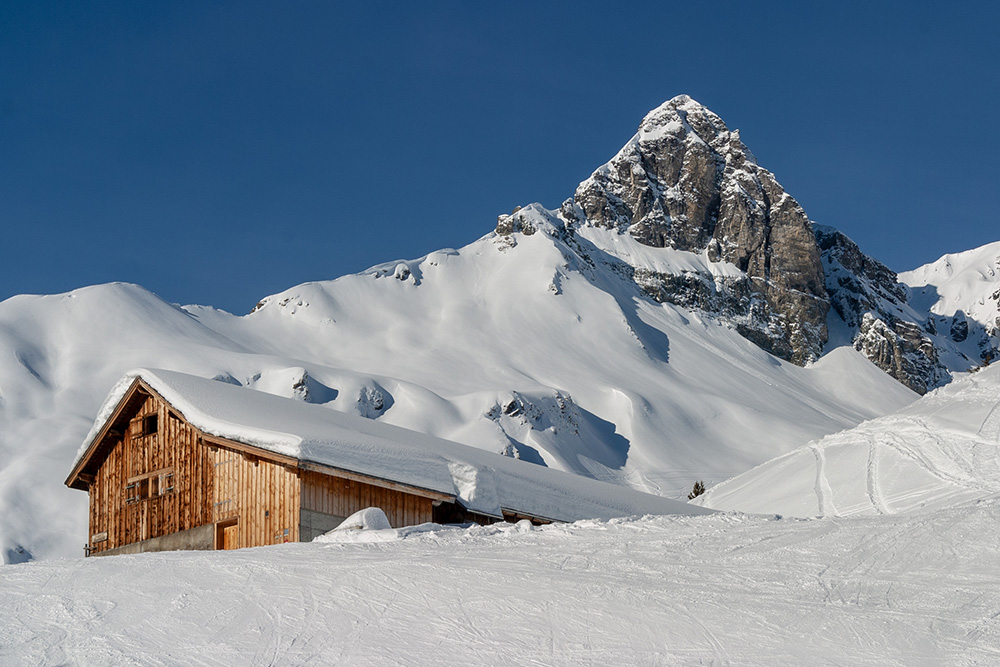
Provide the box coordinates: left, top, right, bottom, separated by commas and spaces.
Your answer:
74, 369, 713, 522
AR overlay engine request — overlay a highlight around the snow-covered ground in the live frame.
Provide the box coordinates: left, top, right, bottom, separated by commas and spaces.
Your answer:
3, 503, 998, 666
699, 362, 1000, 517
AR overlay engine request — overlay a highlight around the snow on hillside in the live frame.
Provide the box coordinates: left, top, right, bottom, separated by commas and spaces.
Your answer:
698, 362, 1000, 517
0, 218, 916, 562
3, 504, 999, 665
900, 240, 1000, 365
194, 211, 917, 485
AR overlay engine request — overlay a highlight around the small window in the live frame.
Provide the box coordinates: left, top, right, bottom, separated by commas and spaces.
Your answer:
124, 467, 175, 504
142, 414, 158, 436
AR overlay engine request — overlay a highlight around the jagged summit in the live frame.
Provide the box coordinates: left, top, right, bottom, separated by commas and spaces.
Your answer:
497, 96, 829, 365
641, 94, 715, 118
495, 97, 998, 388
634, 95, 736, 152
577, 96, 828, 364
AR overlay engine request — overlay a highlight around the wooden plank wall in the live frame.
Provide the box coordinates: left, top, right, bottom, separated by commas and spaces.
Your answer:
88, 394, 213, 554
300, 470, 434, 528
208, 445, 300, 548
87, 393, 301, 553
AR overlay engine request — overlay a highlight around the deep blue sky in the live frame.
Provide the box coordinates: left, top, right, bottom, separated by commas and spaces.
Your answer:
3, 2, 998, 314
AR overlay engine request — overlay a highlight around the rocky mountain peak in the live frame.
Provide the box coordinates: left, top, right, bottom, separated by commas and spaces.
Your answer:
636, 94, 729, 144
493, 96, 994, 390
566, 96, 829, 364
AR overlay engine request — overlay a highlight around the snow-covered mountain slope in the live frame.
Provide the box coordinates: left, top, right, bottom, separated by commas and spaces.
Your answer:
194, 212, 916, 485
4, 504, 999, 665
900, 240, 1000, 365
0, 215, 915, 562
698, 362, 1000, 517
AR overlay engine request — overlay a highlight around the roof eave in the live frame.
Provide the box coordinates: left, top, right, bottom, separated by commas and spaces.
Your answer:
65, 377, 150, 490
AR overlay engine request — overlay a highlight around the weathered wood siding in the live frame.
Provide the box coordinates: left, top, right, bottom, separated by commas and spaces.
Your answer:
87, 394, 212, 554
300, 470, 434, 528
87, 392, 300, 554
207, 445, 300, 548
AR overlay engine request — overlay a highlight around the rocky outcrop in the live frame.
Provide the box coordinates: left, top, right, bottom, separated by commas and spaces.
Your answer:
631, 268, 803, 361
853, 314, 949, 394
816, 226, 949, 394
815, 226, 906, 328
570, 95, 828, 364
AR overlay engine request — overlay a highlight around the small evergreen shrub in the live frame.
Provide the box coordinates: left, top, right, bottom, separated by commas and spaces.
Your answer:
688, 480, 706, 500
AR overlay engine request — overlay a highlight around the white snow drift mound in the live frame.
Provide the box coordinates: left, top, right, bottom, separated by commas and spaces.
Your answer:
700, 362, 1000, 517
3, 504, 999, 666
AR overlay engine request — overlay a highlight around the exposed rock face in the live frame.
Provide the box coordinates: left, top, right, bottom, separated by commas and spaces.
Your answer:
816, 226, 949, 394
854, 314, 948, 394
631, 268, 802, 361
815, 226, 906, 328
949, 314, 969, 342
495, 206, 535, 237
571, 95, 828, 364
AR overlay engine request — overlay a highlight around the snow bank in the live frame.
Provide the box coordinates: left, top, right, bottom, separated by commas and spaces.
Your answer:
332, 507, 392, 532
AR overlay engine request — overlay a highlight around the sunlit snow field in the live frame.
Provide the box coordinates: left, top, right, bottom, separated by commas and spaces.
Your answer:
3, 503, 998, 666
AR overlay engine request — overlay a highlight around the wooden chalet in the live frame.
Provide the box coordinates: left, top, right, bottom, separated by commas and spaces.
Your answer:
66, 369, 710, 557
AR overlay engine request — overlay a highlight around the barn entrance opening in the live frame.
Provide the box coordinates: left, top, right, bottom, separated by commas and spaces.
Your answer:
215, 519, 239, 550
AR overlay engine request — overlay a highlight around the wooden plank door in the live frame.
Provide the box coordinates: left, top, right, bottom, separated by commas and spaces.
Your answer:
222, 521, 239, 550
215, 519, 239, 550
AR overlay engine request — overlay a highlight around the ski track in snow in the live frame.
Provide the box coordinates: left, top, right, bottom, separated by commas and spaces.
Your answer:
977, 402, 1000, 443
704, 365, 1000, 518
865, 438, 889, 515
2, 507, 1000, 666
811, 445, 837, 516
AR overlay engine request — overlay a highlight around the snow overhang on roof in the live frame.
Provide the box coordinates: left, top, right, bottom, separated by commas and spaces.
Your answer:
68, 368, 715, 522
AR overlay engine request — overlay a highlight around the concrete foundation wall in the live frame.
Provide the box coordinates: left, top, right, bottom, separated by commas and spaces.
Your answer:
91, 523, 214, 557
299, 508, 347, 542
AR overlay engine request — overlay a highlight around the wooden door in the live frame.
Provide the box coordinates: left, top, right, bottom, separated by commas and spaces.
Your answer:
222, 521, 239, 550
216, 519, 239, 550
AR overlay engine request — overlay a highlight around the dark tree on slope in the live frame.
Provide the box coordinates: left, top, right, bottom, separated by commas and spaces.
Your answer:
688, 481, 706, 500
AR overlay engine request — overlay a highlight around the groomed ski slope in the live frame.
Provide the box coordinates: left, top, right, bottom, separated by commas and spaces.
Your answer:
3, 502, 999, 666
699, 362, 1000, 518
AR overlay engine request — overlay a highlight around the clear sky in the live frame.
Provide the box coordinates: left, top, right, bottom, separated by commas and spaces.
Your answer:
2, 2, 998, 314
